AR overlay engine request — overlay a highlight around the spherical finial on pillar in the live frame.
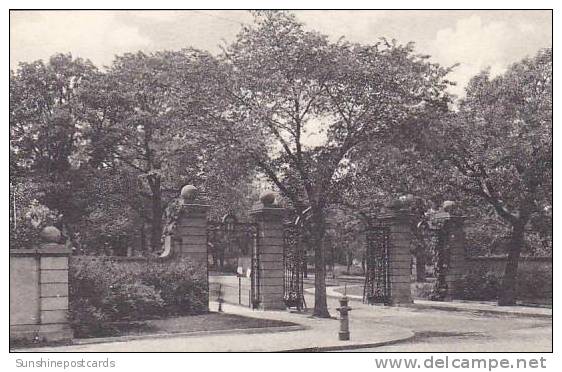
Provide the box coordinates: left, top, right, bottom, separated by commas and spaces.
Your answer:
399, 194, 415, 206
259, 191, 276, 207
40, 226, 61, 243
442, 200, 456, 212
180, 185, 198, 201
385, 198, 400, 210
386, 194, 415, 211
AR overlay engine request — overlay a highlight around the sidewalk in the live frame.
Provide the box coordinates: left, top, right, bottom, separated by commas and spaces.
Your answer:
13, 300, 414, 352
15, 284, 548, 352
321, 285, 552, 319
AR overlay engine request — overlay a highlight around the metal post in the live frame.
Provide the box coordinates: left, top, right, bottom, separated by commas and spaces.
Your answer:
217, 284, 224, 312
336, 285, 352, 341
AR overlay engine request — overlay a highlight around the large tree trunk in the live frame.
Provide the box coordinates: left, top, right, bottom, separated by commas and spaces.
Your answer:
149, 177, 163, 252
140, 220, 146, 253
498, 221, 525, 306
361, 254, 366, 275
310, 207, 331, 318
346, 251, 353, 275
303, 253, 308, 278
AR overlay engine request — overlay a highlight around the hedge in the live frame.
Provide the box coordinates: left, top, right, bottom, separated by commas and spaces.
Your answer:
456, 267, 552, 304
69, 257, 208, 337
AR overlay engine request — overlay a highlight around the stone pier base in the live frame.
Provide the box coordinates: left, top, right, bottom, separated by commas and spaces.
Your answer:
251, 202, 286, 310
380, 209, 414, 305
10, 241, 73, 343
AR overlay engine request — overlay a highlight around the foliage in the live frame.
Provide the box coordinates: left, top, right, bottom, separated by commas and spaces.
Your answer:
10, 55, 98, 233
516, 266, 552, 303
457, 269, 502, 301
416, 49, 552, 305
324, 207, 366, 271
212, 10, 454, 316
457, 266, 552, 303
466, 214, 552, 257
77, 50, 257, 252
426, 219, 451, 301
10, 54, 98, 175
69, 257, 208, 336
9, 181, 60, 249
69, 168, 145, 255
140, 259, 208, 314
10, 50, 257, 255
9, 12, 551, 311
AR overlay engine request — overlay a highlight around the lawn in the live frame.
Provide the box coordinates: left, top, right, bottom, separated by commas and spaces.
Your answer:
74, 312, 297, 339
333, 285, 364, 297
333, 283, 435, 299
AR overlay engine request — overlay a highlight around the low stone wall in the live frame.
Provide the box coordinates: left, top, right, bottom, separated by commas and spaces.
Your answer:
10, 241, 73, 343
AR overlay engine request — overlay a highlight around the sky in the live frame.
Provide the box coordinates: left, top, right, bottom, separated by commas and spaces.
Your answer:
10, 10, 552, 97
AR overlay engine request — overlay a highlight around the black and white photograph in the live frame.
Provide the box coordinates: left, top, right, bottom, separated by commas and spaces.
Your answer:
6, 4, 554, 363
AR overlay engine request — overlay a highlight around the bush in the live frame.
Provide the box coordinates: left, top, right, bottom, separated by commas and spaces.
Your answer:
140, 260, 208, 315
69, 298, 111, 338
516, 267, 552, 303
457, 266, 552, 303
105, 282, 164, 321
456, 269, 501, 301
69, 257, 208, 333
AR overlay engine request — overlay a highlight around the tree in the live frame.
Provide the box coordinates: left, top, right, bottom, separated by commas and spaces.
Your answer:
69, 167, 146, 255
215, 11, 454, 316
418, 49, 552, 305
81, 49, 257, 252
10, 54, 99, 241
10, 50, 256, 255
78, 50, 205, 251
324, 207, 365, 276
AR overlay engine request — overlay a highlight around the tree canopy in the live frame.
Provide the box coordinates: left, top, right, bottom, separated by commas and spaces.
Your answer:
9, 11, 552, 309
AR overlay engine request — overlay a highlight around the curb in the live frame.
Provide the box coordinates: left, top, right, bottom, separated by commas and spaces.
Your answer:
278, 332, 416, 352
317, 287, 552, 319
72, 324, 306, 346
409, 303, 553, 319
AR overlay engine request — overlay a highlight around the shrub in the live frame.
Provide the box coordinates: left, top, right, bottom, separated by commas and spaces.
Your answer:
516, 267, 552, 303
104, 282, 164, 321
456, 269, 501, 301
456, 266, 552, 303
140, 260, 208, 315
69, 298, 111, 338
69, 257, 208, 332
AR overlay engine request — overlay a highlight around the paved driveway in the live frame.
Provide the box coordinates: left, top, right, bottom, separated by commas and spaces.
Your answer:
14, 285, 551, 352
318, 291, 552, 352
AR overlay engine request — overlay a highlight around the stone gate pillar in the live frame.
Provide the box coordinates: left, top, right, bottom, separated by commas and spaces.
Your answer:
379, 203, 414, 305
161, 185, 209, 310
163, 185, 210, 264
10, 226, 73, 343
432, 210, 467, 299
250, 192, 286, 310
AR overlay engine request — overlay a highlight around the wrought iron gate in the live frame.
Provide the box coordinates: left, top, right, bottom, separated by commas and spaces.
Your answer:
250, 232, 260, 309
283, 220, 306, 310
207, 213, 260, 308
363, 223, 391, 305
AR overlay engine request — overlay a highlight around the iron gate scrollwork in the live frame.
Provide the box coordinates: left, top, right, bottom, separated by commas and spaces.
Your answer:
283, 218, 306, 310
250, 231, 260, 309
363, 222, 391, 305
207, 213, 260, 308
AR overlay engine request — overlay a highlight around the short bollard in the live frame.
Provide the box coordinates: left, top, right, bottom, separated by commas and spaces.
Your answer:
217, 284, 224, 313
336, 295, 352, 341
